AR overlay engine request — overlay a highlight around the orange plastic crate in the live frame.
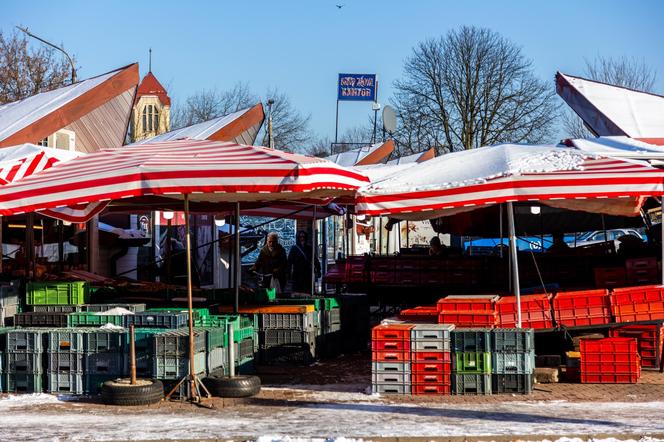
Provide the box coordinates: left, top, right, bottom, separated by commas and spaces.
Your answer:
371, 350, 410, 362
371, 324, 414, 341
411, 362, 452, 373
412, 384, 451, 395
371, 339, 410, 351
412, 372, 451, 385
411, 351, 452, 363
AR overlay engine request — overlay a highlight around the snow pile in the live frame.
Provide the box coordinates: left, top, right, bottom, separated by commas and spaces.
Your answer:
95, 307, 134, 315
0, 394, 61, 408
506, 148, 586, 174
100, 323, 125, 330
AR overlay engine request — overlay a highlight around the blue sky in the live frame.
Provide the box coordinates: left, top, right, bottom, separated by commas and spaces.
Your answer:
2, 0, 664, 146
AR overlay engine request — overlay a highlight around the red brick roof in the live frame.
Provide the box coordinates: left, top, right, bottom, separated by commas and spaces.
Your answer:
136, 72, 171, 106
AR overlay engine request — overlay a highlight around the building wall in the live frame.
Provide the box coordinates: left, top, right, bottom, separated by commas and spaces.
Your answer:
130, 96, 170, 142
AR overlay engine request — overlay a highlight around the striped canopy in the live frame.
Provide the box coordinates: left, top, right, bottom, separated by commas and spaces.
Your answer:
0, 139, 369, 221
0, 143, 79, 185
355, 144, 664, 220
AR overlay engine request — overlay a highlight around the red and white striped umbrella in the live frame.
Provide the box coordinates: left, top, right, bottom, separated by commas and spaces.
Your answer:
0, 143, 79, 185
355, 144, 664, 219
0, 139, 369, 221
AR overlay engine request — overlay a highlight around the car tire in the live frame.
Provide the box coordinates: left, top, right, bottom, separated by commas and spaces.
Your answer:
100, 378, 164, 406
202, 373, 261, 398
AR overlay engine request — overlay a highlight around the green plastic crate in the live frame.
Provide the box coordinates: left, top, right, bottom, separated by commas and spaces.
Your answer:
149, 307, 209, 321
453, 352, 492, 374
67, 312, 125, 327
6, 372, 43, 393
27, 281, 88, 305
325, 297, 340, 310
132, 328, 167, 353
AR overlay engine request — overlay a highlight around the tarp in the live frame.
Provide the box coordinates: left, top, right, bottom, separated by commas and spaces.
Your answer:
0, 139, 369, 222
355, 143, 664, 220
0, 143, 79, 184
568, 136, 664, 159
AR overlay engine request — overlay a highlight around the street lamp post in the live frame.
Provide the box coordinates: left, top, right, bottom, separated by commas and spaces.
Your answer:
16, 26, 76, 84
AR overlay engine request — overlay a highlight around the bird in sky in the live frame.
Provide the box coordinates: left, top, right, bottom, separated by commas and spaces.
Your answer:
336, 4, 345, 9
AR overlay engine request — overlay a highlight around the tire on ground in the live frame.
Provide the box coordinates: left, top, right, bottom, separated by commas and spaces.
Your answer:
202, 373, 261, 398
101, 378, 164, 406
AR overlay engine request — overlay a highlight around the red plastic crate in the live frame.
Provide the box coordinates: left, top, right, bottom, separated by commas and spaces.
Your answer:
496, 293, 552, 313
498, 307, 553, 329
580, 372, 638, 383
372, 324, 414, 341
371, 340, 410, 351
411, 362, 452, 373
581, 362, 640, 374
554, 289, 610, 309
611, 285, 664, 305
324, 262, 346, 284
438, 311, 497, 328
626, 257, 658, 271
412, 372, 451, 385
609, 324, 663, 369
412, 384, 451, 395
399, 306, 438, 323
555, 311, 611, 327
582, 352, 640, 364
580, 337, 638, 354
371, 350, 410, 362
412, 351, 452, 363
594, 267, 627, 288
437, 295, 497, 313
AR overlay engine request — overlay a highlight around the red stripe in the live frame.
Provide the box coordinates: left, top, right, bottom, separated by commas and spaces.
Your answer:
4, 163, 23, 183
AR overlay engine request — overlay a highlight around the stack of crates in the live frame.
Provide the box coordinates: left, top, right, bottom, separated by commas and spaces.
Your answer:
410, 324, 454, 395
4, 328, 44, 393
46, 329, 85, 394
151, 328, 226, 380
0, 281, 20, 326
491, 328, 535, 394
580, 337, 641, 383
257, 305, 318, 364
451, 328, 492, 395
83, 329, 127, 394
610, 323, 664, 369
437, 295, 498, 328
371, 324, 413, 394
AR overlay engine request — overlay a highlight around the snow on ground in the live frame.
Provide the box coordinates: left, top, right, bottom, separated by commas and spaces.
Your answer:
0, 392, 664, 440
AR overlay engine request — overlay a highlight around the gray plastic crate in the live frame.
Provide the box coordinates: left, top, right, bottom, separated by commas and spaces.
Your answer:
15, 312, 68, 328
372, 361, 411, 373
411, 324, 455, 341
492, 329, 535, 353
372, 383, 411, 394
257, 343, 315, 365
259, 329, 316, 347
492, 351, 535, 374
31, 305, 81, 313
153, 328, 207, 356
207, 346, 225, 373
259, 312, 316, 330
47, 330, 85, 352
411, 339, 451, 352
152, 351, 207, 379
134, 352, 153, 377
325, 308, 341, 325
85, 351, 124, 375
372, 371, 410, 384
125, 312, 187, 329
6, 352, 42, 373
84, 330, 126, 352
46, 371, 84, 394
0, 282, 19, 307
83, 303, 146, 313
452, 329, 492, 353
48, 352, 84, 372
452, 374, 492, 395
492, 373, 533, 394
6, 329, 44, 352
6, 372, 42, 393
238, 337, 254, 361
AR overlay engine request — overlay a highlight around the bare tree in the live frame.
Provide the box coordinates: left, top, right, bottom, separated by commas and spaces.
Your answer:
393, 26, 558, 154
562, 56, 658, 138
261, 88, 311, 152
0, 28, 75, 104
170, 82, 257, 129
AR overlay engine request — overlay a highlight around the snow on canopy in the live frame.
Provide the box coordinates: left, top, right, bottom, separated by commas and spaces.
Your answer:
569, 136, 664, 158
0, 69, 121, 144
0, 143, 79, 184
325, 140, 394, 167
355, 143, 664, 220
557, 72, 664, 138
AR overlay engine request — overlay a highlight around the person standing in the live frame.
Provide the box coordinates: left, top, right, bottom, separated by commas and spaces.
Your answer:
252, 232, 288, 293
288, 231, 321, 295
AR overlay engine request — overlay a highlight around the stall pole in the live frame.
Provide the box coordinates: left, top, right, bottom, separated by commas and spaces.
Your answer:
184, 194, 198, 400
0, 216, 2, 273
507, 202, 522, 328
311, 205, 317, 296
321, 215, 328, 277
234, 202, 241, 313
129, 324, 136, 385
661, 198, 664, 285
58, 220, 64, 273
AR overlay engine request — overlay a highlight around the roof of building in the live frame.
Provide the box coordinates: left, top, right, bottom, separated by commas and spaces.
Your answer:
132, 103, 264, 146
556, 72, 664, 138
136, 71, 171, 106
0, 64, 139, 150
325, 139, 394, 167
386, 147, 436, 165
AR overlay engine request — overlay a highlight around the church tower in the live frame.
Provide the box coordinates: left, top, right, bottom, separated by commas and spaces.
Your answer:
130, 61, 171, 142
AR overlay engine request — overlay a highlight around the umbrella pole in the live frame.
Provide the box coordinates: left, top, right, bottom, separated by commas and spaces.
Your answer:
234, 202, 240, 313
661, 198, 664, 285
311, 205, 317, 296
507, 202, 522, 328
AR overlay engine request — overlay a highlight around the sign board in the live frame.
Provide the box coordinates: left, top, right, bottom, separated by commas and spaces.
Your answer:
338, 74, 376, 101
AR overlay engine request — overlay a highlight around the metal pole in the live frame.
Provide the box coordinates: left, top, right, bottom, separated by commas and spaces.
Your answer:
406, 221, 410, 248
58, 220, 64, 273
234, 202, 241, 313
166, 218, 172, 283
334, 100, 340, 144
267, 99, 275, 149
183, 194, 197, 400
0, 216, 3, 274
129, 324, 137, 385
311, 206, 317, 296
16, 26, 76, 84
321, 216, 328, 278
228, 323, 235, 378
499, 205, 504, 258
26, 213, 34, 278
507, 202, 522, 328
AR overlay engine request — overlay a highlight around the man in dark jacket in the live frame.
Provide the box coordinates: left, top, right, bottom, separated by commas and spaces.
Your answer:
288, 231, 321, 294
252, 232, 288, 293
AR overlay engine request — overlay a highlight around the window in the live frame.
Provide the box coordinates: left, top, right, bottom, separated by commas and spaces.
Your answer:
142, 105, 160, 132
37, 137, 48, 147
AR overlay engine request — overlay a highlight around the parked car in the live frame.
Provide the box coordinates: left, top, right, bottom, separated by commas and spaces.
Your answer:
569, 228, 645, 249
